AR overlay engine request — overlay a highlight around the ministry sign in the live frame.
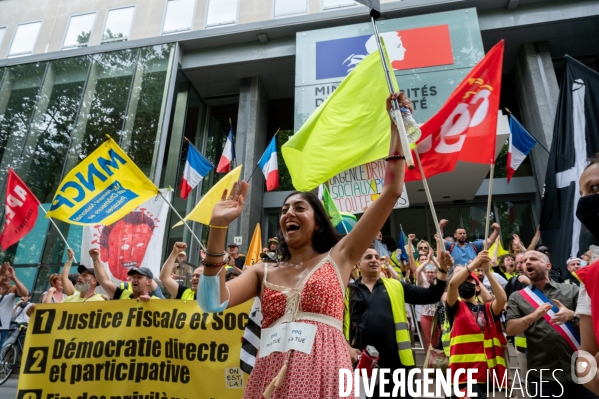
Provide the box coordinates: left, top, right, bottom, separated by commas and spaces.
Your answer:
295, 8, 485, 130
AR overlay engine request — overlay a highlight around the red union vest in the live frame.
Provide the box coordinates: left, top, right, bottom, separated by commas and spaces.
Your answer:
448, 301, 507, 387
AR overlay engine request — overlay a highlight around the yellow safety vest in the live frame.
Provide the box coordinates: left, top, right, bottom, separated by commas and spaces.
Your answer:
344, 278, 414, 366
118, 290, 160, 300
515, 334, 527, 353
180, 287, 195, 300
442, 318, 451, 357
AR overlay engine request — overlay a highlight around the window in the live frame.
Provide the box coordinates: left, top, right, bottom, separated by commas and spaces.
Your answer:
206, 0, 238, 27
8, 21, 42, 58
0, 27, 6, 49
102, 6, 135, 43
163, 0, 195, 34
274, 0, 307, 18
322, 0, 358, 10
63, 13, 96, 49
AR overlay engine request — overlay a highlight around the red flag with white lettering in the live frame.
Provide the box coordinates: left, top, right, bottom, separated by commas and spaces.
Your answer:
0, 169, 41, 250
405, 40, 504, 181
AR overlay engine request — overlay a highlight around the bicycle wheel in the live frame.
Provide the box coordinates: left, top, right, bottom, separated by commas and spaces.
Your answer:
0, 345, 17, 385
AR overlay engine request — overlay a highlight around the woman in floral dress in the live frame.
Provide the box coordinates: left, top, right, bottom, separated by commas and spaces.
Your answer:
199, 93, 410, 399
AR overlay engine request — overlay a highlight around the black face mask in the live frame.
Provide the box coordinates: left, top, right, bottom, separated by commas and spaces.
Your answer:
576, 194, 599, 240
458, 282, 477, 299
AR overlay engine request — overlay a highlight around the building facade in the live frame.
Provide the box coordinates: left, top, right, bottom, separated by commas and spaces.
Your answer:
0, 0, 598, 298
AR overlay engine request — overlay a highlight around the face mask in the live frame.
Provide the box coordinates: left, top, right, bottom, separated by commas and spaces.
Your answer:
197, 268, 229, 313
458, 282, 477, 299
581, 260, 588, 267
576, 194, 599, 240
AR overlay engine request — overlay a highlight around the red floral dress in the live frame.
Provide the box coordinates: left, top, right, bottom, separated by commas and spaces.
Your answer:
243, 254, 353, 398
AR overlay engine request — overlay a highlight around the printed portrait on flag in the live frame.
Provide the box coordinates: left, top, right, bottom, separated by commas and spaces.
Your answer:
80, 189, 171, 281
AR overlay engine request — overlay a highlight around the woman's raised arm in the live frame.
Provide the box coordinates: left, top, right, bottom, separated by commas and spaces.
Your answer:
332, 93, 408, 276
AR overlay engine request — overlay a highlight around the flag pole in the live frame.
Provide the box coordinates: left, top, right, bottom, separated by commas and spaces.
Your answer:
38, 205, 77, 263
414, 151, 444, 252
504, 108, 550, 154
483, 163, 495, 250
369, 9, 415, 170
246, 164, 260, 183
247, 128, 280, 183
158, 191, 207, 251
229, 117, 236, 169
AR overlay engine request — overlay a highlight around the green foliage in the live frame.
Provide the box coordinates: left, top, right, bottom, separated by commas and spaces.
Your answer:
76, 31, 91, 46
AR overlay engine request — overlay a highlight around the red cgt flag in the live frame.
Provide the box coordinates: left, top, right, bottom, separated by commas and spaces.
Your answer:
0, 169, 41, 250
405, 40, 504, 182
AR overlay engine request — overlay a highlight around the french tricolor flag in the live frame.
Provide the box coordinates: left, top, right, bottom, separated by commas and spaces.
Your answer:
216, 128, 236, 173
507, 115, 536, 183
180, 144, 213, 200
257, 136, 279, 191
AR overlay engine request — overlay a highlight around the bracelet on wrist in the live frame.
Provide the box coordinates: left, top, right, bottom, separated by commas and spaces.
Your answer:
201, 260, 227, 268
384, 154, 406, 162
209, 225, 228, 229
204, 250, 227, 257
438, 268, 448, 274
522, 318, 533, 327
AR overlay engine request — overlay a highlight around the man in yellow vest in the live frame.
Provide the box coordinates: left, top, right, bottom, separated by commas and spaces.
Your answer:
160, 242, 203, 300
344, 246, 448, 398
90, 248, 160, 300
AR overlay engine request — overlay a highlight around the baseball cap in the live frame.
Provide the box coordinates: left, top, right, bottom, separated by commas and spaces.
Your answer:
127, 267, 154, 279
228, 243, 238, 248
179, 251, 187, 256
77, 265, 95, 277
268, 237, 278, 244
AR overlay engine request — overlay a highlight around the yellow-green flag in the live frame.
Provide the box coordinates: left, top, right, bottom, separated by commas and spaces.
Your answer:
173, 165, 242, 227
322, 185, 343, 227
46, 138, 159, 226
282, 45, 398, 191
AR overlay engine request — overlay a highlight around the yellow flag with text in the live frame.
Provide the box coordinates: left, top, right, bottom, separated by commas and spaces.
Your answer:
46, 138, 159, 226
174, 165, 242, 227
18, 300, 252, 399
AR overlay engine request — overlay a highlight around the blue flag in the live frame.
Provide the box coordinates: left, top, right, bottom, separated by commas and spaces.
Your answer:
398, 228, 408, 263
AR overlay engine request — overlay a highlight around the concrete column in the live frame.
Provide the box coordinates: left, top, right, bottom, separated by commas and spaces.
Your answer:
513, 42, 559, 210
228, 77, 269, 253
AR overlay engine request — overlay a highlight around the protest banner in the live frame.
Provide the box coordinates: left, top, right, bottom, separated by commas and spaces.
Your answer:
327, 160, 409, 214
17, 300, 252, 399
46, 138, 159, 226
80, 189, 171, 281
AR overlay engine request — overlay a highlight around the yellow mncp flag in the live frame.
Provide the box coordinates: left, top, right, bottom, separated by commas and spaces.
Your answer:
245, 223, 262, 266
46, 138, 159, 226
174, 165, 242, 227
